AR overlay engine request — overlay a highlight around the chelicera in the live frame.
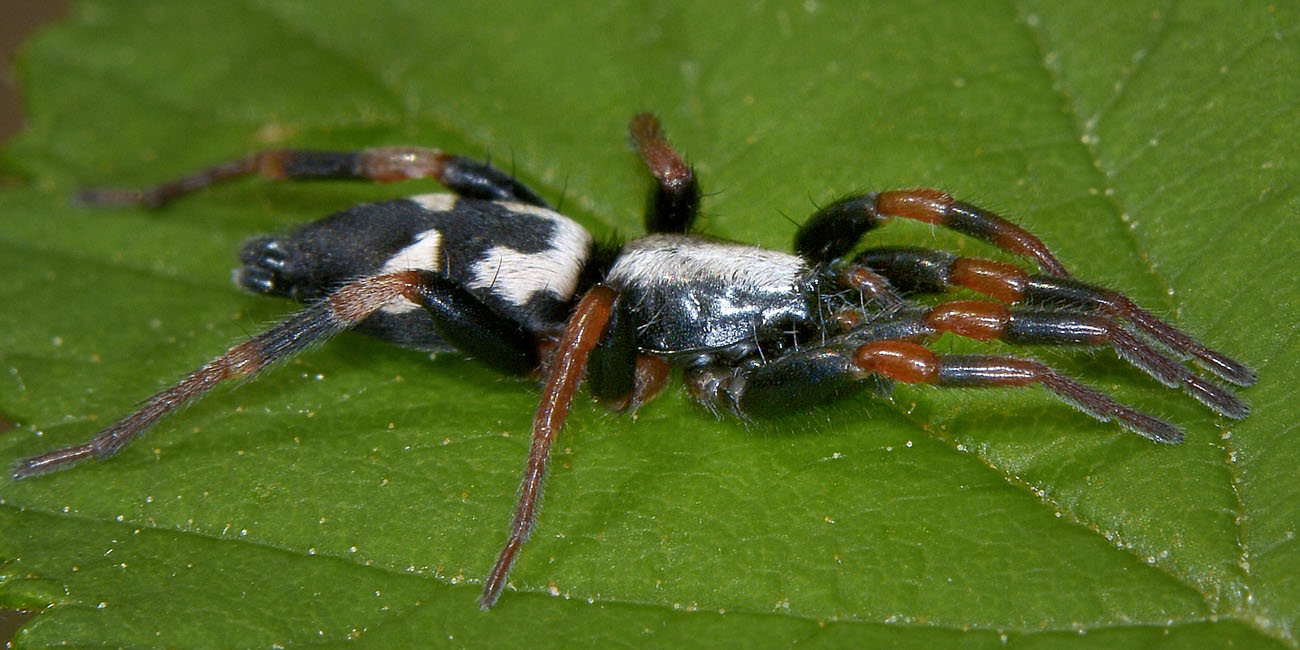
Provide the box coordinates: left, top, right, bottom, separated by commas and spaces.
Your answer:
12, 114, 1255, 608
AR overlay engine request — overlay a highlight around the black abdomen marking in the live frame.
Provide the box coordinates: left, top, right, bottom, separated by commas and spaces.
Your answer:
236, 195, 592, 349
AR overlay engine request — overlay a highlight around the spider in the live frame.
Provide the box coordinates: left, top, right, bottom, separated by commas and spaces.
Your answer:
11, 114, 1254, 609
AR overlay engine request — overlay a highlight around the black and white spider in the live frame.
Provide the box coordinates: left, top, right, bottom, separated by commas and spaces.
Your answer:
11, 114, 1254, 609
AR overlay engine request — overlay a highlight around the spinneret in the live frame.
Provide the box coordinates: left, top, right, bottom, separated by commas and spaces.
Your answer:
13, 113, 1254, 610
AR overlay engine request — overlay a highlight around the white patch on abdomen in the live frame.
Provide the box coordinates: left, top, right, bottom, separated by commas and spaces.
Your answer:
377, 228, 444, 314
409, 193, 458, 213
468, 203, 593, 306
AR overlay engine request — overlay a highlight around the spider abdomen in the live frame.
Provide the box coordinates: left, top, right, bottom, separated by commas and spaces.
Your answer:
236, 194, 593, 349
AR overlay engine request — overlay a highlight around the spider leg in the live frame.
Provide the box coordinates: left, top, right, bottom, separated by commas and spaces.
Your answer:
75, 147, 549, 209
854, 246, 1256, 386
844, 302, 1247, 418
854, 341, 1184, 443
10, 271, 441, 479
630, 113, 700, 234
409, 273, 541, 376
690, 333, 1182, 443
688, 348, 873, 419
585, 293, 672, 411
624, 356, 673, 413
794, 190, 1069, 275
835, 264, 908, 311
10, 270, 542, 480
480, 285, 619, 610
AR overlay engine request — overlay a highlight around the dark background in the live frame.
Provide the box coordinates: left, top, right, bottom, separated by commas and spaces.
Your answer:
1, 1, 68, 142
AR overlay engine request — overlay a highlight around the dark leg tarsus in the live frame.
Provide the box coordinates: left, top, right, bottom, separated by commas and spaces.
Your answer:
76, 155, 267, 208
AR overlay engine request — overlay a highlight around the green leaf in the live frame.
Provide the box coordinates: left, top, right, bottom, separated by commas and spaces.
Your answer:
2, 1, 1297, 647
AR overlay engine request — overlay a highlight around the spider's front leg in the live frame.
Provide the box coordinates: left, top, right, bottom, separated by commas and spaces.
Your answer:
905, 300, 1247, 418
851, 340, 1185, 442
793, 191, 1253, 409
794, 189, 1071, 275
853, 246, 1256, 387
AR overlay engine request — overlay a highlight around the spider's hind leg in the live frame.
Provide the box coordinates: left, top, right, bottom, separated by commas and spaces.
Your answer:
76, 145, 550, 209
11, 271, 438, 479
11, 267, 547, 481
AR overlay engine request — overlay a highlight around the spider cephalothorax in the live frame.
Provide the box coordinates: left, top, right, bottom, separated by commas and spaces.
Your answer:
11, 114, 1254, 608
